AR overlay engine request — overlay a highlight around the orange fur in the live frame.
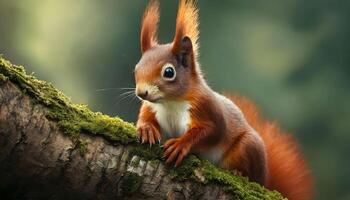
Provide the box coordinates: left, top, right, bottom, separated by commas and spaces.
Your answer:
229, 95, 314, 200
140, 0, 160, 53
172, 0, 199, 58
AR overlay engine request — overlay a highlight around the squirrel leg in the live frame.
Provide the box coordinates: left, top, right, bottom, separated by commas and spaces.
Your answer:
137, 104, 162, 146
220, 133, 267, 185
137, 122, 161, 145
163, 126, 213, 166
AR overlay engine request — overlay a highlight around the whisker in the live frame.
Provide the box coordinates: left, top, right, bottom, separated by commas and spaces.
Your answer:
114, 92, 136, 107
117, 91, 135, 99
103, 85, 137, 112
130, 95, 141, 111
95, 87, 135, 92
110, 90, 136, 111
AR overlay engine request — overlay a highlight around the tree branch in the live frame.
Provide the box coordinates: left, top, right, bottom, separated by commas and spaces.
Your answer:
0, 57, 285, 200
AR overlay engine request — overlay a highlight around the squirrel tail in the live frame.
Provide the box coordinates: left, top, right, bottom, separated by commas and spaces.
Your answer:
228, 95, 314, 200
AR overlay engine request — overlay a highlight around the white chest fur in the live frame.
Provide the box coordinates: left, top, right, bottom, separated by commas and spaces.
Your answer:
148, 101, 191, 140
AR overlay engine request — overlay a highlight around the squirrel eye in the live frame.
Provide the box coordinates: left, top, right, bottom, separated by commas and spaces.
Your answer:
161, 64, 176, 81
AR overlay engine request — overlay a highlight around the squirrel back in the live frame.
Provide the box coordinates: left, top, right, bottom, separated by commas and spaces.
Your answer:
229, 95, 314, 200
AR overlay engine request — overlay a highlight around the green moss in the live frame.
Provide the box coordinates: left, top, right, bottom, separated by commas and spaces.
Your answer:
201, 160, 285, 200
130, 156, 141, 167
169, 155, 201, 180
168, 157, 285, 199
0, 57, 137, 144
0, 73, 8, 83
77, 140, 88, 155
0, 57, 285, 199
129, 145, 163, 161
120, 172, 143, 195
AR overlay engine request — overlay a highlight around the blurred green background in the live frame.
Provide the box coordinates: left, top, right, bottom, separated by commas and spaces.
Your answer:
1, 0, 349, 199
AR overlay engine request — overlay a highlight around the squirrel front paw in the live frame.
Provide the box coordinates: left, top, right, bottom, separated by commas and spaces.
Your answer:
137, 123, 161, 146
163, 138, 191, 167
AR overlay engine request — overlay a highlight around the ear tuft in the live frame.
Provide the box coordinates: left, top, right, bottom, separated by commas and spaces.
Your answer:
172, 0, 199, 58
140, 0, 160, 53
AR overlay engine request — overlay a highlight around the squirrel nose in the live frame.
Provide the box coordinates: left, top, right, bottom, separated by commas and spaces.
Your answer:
137, 89, 148, 100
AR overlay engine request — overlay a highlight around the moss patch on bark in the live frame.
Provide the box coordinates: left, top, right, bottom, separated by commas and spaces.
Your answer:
120, 172, 143, 195
0, 57, 137, 144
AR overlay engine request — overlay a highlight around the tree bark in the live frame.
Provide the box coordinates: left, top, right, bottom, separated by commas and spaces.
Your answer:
0, 58, 284, 200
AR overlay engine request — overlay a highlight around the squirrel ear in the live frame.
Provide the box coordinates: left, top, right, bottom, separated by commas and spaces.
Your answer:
180, 36, 193, 54
140, 0, 160, 53
173, 36, 194, 68
172, 0, 199, 58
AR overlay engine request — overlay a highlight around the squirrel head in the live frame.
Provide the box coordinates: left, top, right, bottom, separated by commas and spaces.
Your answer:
134, 0, 201, 103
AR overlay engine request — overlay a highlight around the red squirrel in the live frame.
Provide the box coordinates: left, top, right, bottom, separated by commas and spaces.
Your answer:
134, 1, 313, 200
